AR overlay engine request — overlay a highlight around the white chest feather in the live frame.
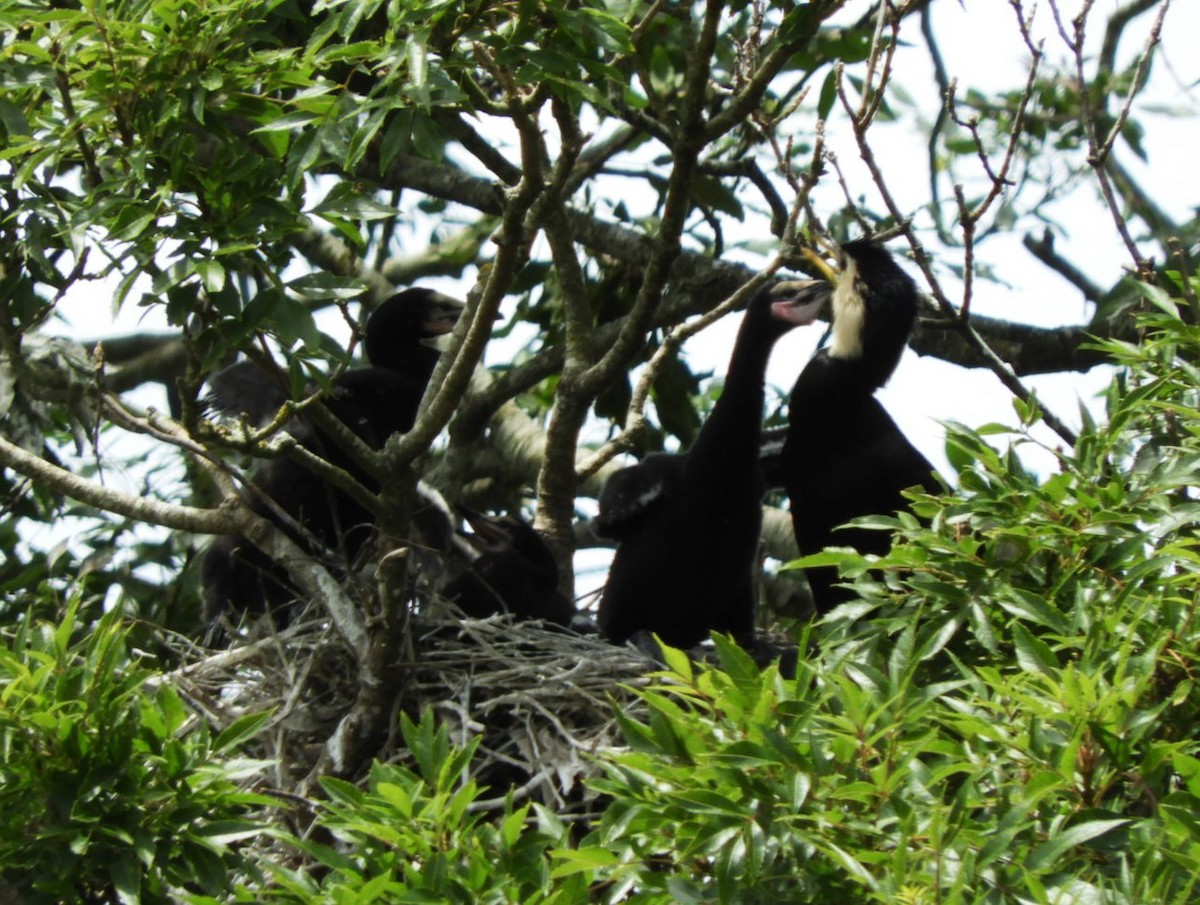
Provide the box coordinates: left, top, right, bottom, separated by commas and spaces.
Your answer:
829, 258, 865, 359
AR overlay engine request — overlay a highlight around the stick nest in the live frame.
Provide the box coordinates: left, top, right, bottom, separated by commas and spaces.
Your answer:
163, 603, 655, 817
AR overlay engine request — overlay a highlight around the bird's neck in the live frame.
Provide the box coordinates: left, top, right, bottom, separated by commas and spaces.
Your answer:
407, 345, 442, 382
726, 312, 785, 395
687, 314, 783, 473
792, 351, 886, 407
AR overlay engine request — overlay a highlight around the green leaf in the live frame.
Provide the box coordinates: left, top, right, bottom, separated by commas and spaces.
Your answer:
1025, 819, 1131, 871
213, 708, 274, 753
1011, 622, 1059, 674
817, 68, 838, 120
550, 846, 620, 878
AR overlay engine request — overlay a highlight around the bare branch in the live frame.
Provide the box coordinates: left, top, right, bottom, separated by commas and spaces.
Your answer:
0, 432, 232, 534
837, 43, 1079, 447
1094, 1, 1169, 167
1022, 230, 1105, 303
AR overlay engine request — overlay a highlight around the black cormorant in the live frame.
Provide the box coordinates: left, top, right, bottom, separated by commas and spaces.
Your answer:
201, 287, 465, 626
443, 506, 575, 627
781, 240, 940, 614
597, 280, 830, 649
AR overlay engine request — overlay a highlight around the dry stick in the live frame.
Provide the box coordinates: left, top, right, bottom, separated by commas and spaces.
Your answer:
705, 19, 826, 141
855, 0, 901, 129
1094, 1, 1170, 172
920, 5, 955, 244
1099, 0, 1169, 89
947, 27, 1044, 322
836, 35, 1079, 448
1051, 0, 1167, 276
571, 0, 727, 482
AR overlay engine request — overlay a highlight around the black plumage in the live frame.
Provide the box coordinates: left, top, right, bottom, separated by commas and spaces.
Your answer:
781, 240, 940, 614
597, 280, 830, 648
201, 287, 464, 626
204, 287, 463, 439
593, 452, 683, 541
444, 507, 575, 627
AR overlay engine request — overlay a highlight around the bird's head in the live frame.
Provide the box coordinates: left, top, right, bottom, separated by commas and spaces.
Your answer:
365, 287, 467, 368
762, 278, 831, 333
802, 238, 920, 388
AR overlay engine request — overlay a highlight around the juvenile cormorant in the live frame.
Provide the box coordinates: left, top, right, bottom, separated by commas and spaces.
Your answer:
201, 287, 465, 626
593, 451, 683, 541
443, 506, 575, 627
204, 287, 464, 438
781, 240, 940, 614
597, 280, 830, 649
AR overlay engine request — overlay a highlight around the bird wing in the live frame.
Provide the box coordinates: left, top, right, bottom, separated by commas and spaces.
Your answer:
204, 360, 291, 428
595, 453, 684, 539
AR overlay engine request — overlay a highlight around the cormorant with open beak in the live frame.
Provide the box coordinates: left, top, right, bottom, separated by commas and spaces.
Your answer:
781, 240, 940, 614
597, 279, 830, 649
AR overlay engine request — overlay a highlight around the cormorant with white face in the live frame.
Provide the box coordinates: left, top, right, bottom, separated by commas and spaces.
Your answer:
201, 287, 465, 627
781, 240, 940, 614
597, 279, 830, 649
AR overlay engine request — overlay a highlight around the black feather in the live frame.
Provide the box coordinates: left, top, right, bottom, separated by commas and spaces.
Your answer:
444, 507, 575, 627
598, 280, 829, 648
781, 240, 940, 614
201, 287, 465, 628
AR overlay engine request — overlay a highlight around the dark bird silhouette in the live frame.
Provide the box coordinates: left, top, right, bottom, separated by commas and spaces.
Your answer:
201, 287, 465, 627
781, 240, 940, 614
204, 287, 463, 437
443, 506, 575, 627
597, 280, 830, 649
593, 451, 683, 541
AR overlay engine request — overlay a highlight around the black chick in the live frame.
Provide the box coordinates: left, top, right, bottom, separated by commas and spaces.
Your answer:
201, 287, 465, 626
781, 240, 940, 614
597, 280, 830, 649
444, 507, 575, 627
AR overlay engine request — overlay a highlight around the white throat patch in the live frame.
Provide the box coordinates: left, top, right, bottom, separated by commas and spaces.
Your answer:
829, 257, 864, 359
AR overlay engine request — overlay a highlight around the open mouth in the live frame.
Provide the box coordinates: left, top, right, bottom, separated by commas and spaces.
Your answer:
768, 279, 831, 327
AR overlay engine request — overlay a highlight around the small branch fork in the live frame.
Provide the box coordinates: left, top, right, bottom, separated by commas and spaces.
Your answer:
1048, 0, 1170, 278
839, 0, 1080, 447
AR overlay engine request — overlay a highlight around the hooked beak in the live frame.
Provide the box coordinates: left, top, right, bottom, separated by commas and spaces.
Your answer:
767, 279, 832, 327
800, 243, 840, 285
421, 291, 469, 336
455, 504, 513, 552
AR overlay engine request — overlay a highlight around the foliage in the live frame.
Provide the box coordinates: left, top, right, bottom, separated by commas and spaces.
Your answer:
191, 295, 1199, 902
0, 0, 1187, 620
3, 299, 1200, 900
247, 709, 587, 904
1, 0, 1198, 899
0, 601, 277, 904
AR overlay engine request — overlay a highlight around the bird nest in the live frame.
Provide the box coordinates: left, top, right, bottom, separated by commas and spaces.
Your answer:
162, 604, 656, 818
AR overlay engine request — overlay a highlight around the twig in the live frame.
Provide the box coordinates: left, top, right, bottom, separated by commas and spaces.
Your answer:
836, 26, 1079, 448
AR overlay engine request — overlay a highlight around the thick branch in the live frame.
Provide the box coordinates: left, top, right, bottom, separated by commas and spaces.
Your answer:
0, 433, 234, 534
